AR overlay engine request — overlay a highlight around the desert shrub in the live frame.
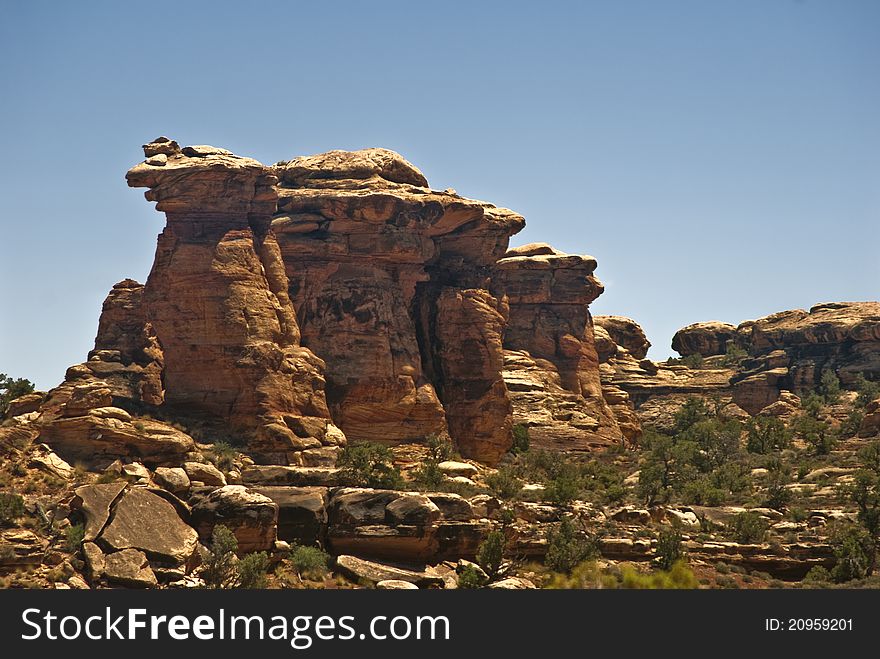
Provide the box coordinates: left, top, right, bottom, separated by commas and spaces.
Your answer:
656, 527, 684, 571
721, 341, 749, 366
0, 492, 25, 526
410, 460, 446, 490
800, 393, 824, 418
545, 560, 619, 589
793, 414, 837, 455
543, 464, 581, 506
289, 545, 330, 580
201, 525, 240, 589
476, 530, 505, 579
682, 354, 704, 369
486, 467, 522, 499
511, 424, 530, 454
64, 523, 85, 552
819, 368, 841, 403
746, 416, 792, 454
763, 457, 793, 511
456, 564, 489, 589
424, 434, 457, 462
681, 418, 743, 471
619, 561, 698, 589
840, 410, 864, 438
238, 552, 269, 588
803, 565, 832, 584
854, 374, 880, 408
672, 398, 712, 434
209, 440, 237, 471
728, 512, 768, 544
681, 478, 726, 506
545, 517, 597, 574
830, 523, 874, 583
337, 442, 404, 489
0, 373, 35, 416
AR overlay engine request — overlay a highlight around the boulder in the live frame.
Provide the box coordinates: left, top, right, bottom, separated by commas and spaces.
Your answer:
102, 549, 158, 588
334, 555, 444, 587
154, 467, 191, 494
190, 485, 278, 552
97, 488, 199, 565
184, 461, 226, 486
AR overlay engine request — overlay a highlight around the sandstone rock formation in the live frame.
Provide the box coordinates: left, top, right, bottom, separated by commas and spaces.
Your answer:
16, 138, 655, 466
493, 244, 630, 449
125, 138, 344, 464
599, 301, 880, 424
671, 321, 738, 357
272, 148, 523, 462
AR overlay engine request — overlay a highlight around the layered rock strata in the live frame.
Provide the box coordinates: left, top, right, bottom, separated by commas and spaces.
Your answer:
125, 139, 344, 463
493, 244, 630, 448
272, 148, 523, 462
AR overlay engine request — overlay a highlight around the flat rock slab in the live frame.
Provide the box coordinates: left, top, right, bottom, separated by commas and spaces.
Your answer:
377, 580, 419, 590
98, 488, 198, 565
103, 549, 158, 588
74, 482, 128, 542
335, 555, 444, 587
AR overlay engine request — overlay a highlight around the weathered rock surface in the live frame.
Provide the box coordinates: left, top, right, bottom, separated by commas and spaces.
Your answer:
273, 147, 523, 462
126, 138, 345, 464
334, 555, 444, 587
189, 485, 278, 552
671, 321, 738, 357
101, 548, 158, 588
493, 245, 628, 449
97, 488, 199, 565
594, 316, 651, 360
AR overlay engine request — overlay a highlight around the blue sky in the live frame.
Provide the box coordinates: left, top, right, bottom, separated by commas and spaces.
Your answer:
1, 0, 878, 390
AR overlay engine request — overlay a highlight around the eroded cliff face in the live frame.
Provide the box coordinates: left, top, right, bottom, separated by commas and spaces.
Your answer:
598, 302, 880, 429
271, 149, 523, 462
492, 244, 632, 450
125, 139, 344, 464
26, 138, 638, 468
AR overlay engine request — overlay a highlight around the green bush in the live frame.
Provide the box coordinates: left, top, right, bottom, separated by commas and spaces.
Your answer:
620, 561, 698, 589
337, 442, 404, 489
456, 564, 489, 589
793, 414, 837, 455
840, 409, 864, 438
763, 458, 793, 511
543, 464, 581, 506
728, 512, 768, 544
682, 354, 704, 369
0, 492, 25, 526
721, 341, 749, 366
656, 528, 684, 571
854, 374, 880, 408
673, 398, 711, 434
209, 440, 237, 471
803, 565, 831, 585
289, 545, 330, 580
486, 467, 522, 499
819, 368, 841, 403
476, 530, 505, 579
424, 434, 457, 462
746, 416, 792, 454
238, 552, 269, 588
410, 459, 446, 490
681, 478, 726, 506
64, 523, 85, 552
0, 373, 35, 416
800, 393, 824, 418
545, 517, 597, 574
511, 424, 530, 454
201, 525, 241, 589
830, 523, 874, 583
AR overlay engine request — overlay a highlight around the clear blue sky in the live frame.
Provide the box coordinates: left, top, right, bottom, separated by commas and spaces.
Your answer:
1, 0, 878, 390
